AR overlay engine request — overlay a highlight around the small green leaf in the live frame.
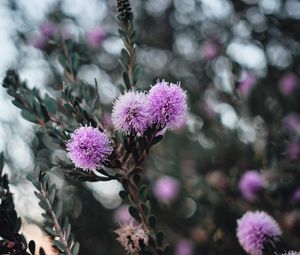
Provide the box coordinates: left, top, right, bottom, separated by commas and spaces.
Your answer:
45, 94, 57, 114
72, 242, 80, 255
0, 152, 4, 172
29, 240, 36, 254
58, 54, 67, 68
148, 215, 156, 229
156, 230, 164, 246
119, 190, 129, 200
123, 72, 131, 89
138, 185, 148, 201
45, 225, 56, 236
151, 135, 163, 146
71, 53, 80, 74
121, 49, 130, 65
128, 206, 140, 221
134, 65, 142, 83
53, 239, 66, 252
53, 200, 63, 218
21, 110, 39, 124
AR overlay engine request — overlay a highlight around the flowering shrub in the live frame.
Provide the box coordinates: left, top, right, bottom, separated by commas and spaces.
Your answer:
1, 0, 300, 255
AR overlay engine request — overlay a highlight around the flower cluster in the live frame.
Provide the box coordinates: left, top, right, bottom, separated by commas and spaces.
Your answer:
115, 223, 149, 254
66, 126, 113, 170
237, 211, 282, 255
112, 80, 187, 136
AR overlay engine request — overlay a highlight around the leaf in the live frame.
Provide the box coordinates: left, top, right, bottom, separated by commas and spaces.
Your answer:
138, 185, 148, 201
121, 49, 130, 65
156, 231, 164, 246
53, 239, 66, 252
58, 53, 67, 68
53, 200, 63, 219
14, 217, 22, 233
134, 65, 142, 83
44, 225, 56, 236
45, 94, 57, 114
71, 53, 80, 74
72, 242, 80, 255
21, 110, 39, 124
0, 152, 4, 172
128, 206, 140, 221
151, 135, 163, 146
132, 174, 141, 185
123, 71, 131, 89
148, 215, 156, 229
29, 240, 36, 254
119, 190, 129, 200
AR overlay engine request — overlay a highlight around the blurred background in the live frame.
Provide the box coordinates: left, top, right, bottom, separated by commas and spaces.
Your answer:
1, 0, 300, 254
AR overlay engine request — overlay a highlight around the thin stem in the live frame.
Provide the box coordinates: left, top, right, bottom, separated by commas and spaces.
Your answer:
39, 183, 72, 255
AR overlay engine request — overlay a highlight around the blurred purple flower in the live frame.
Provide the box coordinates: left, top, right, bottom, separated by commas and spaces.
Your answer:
239, 73, 256, 97
86, 27, 107, 48
153, 176, 180, 203
239, 171, 264, 201
40, 22, 57, 38
175, 239, 194, 255
66, 126, 113, 170
113, 205, 133, 224
148, 80, 187, 129
287, 141, 300, 160
292, 188, 300, 203
200, 40, 220, 61
237, 211, 282, 255
279, 73, 299, 96
283, 113, 300, 134
30, 35, 47, 49
112, 91, 150, 136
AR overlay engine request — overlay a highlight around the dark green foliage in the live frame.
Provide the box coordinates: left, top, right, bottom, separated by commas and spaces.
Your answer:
27, 168, 80, 255
0, 152, 46, 255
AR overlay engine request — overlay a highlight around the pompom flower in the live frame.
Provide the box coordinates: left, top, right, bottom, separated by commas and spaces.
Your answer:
148, 80, 187, 129
115, 223, 149, 254
237, 211, 282, 255
112, 91, 150, 136
239, 171, 264, 201
66, 126, 113, 170
282, 251, 300, 255
153, 176, 180, 204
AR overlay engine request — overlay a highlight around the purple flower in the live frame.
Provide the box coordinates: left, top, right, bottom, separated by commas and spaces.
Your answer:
30, 35, 47, 49
113, 205, 133, 224
40, 22, 57, 38
66, 126, 113, 170
175, 239, 194, 255
148, 80, 187, 129
239, 73, 256, 97
279, 73, 299, 95
153, 176, 180, 203
86, 27, 107, 48
283, 113, 300, 134
282, 251, 300, 255
287, 141, 300, 160
200, 40, 220, 61
237, 211, 282, 255
292, 188, 300, 203
239, 171, 264, 201
112, 91, 150, 136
